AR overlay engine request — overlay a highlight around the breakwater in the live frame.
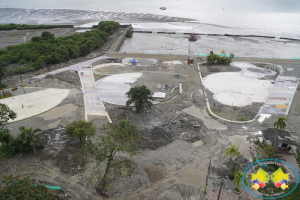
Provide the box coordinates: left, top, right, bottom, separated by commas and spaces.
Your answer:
131, 30, 300, 42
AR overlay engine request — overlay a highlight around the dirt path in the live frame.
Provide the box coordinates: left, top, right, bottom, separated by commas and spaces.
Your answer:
1, 156, 103, 200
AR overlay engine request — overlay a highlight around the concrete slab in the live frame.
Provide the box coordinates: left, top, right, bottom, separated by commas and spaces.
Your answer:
0, 88, 70, 123
95, 73, 142, 106
153, 92, 166, 99
203, 62, 274, 107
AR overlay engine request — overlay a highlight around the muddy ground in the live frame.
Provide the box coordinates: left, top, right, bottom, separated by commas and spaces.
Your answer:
1, 47, 300, 199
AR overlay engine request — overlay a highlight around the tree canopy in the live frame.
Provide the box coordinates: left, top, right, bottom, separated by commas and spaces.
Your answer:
126, 85, 154, 113
18, 126, 42, 156
0, 103, 17, 131
0, 23, 72, 30
274, 116, 288, 130
206, 51, 234, 65
91, 118, 139, 194
224, 144, 240, 161
98, 21, 120, 35
66, 120, 96, 147
0, 21, 121, 76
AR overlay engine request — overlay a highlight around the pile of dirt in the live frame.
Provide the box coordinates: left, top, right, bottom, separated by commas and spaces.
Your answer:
38, 126, 82, 175
143, 165, 166, 183
105, 100, 205, 150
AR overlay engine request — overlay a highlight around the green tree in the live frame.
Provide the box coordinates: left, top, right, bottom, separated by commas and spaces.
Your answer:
0, 129, 14, 147
41, 31, 55, 39
0, 175, 57, 199
0, 66, 7, 84
0, 103, 17, 131
274, 116, 287, 130
93, 118, 139, 194
233, 171, 248, 192
224, 145, 240, 162
17, 126, 42, 156
262, 142, 276, 158
233, 171, 243, 190
66, 120, 96, 147
125, 30, 133, 38
126, 85, 154, 113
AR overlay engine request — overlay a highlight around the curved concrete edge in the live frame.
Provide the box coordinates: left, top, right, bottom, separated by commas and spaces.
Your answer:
4, 89, 70, 124
197, 64, 259, 124
92, 63, 126, 75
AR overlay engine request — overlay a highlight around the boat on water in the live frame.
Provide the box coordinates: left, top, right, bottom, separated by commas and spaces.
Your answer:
160, 7, 166, 10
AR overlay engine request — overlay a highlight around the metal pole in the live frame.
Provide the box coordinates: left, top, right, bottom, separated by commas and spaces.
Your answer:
217, 182, 223, 200
18, 66, 26, 94
204, 159, 211, 194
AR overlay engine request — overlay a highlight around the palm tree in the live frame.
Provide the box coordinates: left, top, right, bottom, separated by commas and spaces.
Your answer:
233, 171, 244, 192
274, 116, 287, 130
224, 145, 240, 162
126, 85, 154, 113
18, 126, 42, 156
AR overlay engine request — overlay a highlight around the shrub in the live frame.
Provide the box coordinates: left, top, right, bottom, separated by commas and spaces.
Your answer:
0, 83, 7, 88
206, 51, 234, 65
125, 30, 133, 38
0, 91, 13, 99
237, 117, 246, 121
0, 175, 58, 199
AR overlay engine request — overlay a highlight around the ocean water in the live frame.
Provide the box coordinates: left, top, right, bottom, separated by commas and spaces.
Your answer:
1, 0, 300, 37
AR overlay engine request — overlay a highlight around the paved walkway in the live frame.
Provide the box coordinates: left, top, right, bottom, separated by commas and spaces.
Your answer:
260, 76, 299, 115
33, 55, 111, 122
0, 88, 70, 123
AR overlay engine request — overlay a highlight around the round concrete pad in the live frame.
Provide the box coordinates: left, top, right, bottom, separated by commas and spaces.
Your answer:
0, 88, 70, 123
214, 92, 252, 107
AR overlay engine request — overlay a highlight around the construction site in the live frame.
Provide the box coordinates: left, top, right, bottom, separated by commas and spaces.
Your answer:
1, 25, 300, 200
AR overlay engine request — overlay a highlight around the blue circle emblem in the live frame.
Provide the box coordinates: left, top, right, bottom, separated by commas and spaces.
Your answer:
242, 159, 299, 199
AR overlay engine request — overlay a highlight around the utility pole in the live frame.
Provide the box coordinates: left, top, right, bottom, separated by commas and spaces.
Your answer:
204, 159, 211, 194
18, 66, 26, 94
217, 182, 223, 200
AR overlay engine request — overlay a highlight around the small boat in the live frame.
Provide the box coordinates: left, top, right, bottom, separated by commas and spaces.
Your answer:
160, 7, 166, 10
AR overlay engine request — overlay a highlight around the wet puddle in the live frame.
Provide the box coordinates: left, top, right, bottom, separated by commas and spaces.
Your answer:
182, 106, 227, 130
175, 159, 209, 187
228, 135, 251, 160
192, 140, 204, 147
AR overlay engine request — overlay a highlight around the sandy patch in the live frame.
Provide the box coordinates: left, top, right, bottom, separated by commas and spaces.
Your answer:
0, 88, 70, 123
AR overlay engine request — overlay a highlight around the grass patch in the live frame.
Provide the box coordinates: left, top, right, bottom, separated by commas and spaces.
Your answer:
93, 73, 105, 81
237, 116, 246, 121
